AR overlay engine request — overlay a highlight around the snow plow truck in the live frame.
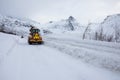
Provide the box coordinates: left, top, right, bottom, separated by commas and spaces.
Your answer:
28, 27, 43, 44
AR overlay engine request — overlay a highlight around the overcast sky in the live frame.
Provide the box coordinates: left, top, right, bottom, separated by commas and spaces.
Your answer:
0, 0, 120, 24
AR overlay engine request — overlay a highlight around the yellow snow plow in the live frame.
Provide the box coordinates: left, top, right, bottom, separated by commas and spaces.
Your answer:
28, 28, 43, 44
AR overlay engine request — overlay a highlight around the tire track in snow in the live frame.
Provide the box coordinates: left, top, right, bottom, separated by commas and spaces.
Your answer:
46, 37, 120, 49
6, 37, 19, 55
45, 38, 120, 56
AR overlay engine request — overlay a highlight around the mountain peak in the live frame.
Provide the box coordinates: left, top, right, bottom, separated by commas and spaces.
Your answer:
68, 16, 75, 21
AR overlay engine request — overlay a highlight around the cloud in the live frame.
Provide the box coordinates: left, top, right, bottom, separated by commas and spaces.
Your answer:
0, 0, 120, 24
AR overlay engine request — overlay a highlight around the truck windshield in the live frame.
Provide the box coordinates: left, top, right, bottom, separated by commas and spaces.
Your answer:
31, 29, 40, 33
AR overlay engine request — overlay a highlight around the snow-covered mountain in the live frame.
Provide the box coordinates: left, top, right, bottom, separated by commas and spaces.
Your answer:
85, 14, 120, 42
42, 14, 120, 43
0, 14, 120, 42
42, 16, 83, 33
0, 14, 40, 36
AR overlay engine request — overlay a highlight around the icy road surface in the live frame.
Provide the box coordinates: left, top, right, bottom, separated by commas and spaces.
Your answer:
0, 33, 120, 80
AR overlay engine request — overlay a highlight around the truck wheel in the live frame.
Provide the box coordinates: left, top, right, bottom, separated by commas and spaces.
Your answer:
28, 41, 32, 45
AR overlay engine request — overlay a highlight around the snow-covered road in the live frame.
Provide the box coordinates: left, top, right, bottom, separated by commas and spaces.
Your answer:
0, 33, 120, 80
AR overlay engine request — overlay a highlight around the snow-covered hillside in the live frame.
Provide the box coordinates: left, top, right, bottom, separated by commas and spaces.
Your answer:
0, 14, 40, 36
42, 16, 84, 34
85, 14, 120, 42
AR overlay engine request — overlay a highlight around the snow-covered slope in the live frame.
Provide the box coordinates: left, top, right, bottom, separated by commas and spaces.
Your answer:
100, 14, 120, 42
83, 23, 100, 39
85, 14, 120, 42
42, 16, 83, 34
0, 14, 40, 36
